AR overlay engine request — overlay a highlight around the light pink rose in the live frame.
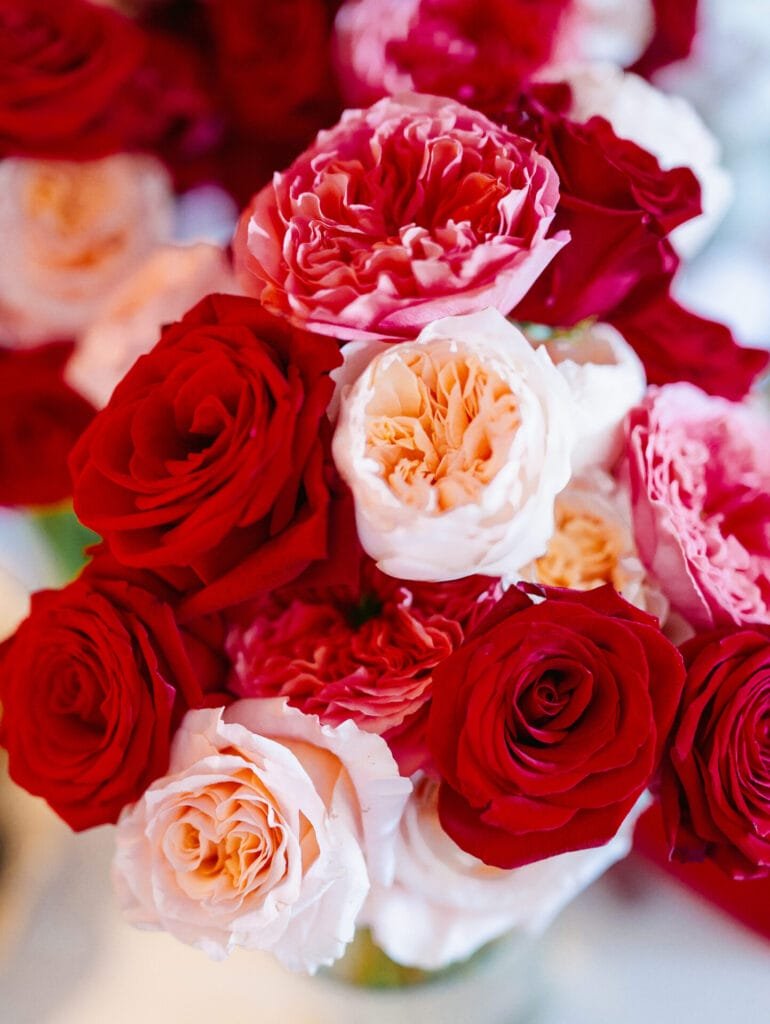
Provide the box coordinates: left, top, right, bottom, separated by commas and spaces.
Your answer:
113, 700, 411, 972
234, 93, 566, 342
67, 243, 240, 407
627, 383, 770, 630
0, 155, 173, 342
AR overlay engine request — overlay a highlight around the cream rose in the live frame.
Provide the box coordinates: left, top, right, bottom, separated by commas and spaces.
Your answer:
546, 62, 733, 258
519, 470, 668, 620
0, 154, 173, 341
538, 320, 646, 475
365, 777, 644, 970
113, 700, 411, 972
67, 243, 240, 407
332, 308, 575, 582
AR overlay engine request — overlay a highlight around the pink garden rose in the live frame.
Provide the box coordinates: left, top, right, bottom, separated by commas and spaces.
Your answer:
234, 93, 565, 342
627, 383, 770, 630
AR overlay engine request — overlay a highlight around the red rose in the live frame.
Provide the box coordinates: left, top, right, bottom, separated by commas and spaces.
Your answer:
662, 627, 770, 880
429, 584, 685, 868
0, 343, 95, 508
0, 569, 225, 830
227, 555, 500, 770
70, 294, 342, 619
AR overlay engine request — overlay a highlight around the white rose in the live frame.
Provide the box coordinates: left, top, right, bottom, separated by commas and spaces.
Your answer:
538, 320, 646, 475
332, 308, 575, 582
68, 243, 240, 408
365, 777, 644, 970
546, 62, 733, 258
113, 700, 411, 973
551, 0, 655, 68
0, 154, 173, 342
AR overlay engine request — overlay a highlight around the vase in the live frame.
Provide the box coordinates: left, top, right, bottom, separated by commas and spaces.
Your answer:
304, 929, 544, 1024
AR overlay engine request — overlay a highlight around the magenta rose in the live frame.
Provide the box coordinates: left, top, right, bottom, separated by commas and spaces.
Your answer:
662, 626, 770, 879
234, 92, 566, 342
626, 383, 770, 630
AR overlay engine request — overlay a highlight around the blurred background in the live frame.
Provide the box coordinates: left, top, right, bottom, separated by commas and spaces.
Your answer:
2, 0, 770, 1020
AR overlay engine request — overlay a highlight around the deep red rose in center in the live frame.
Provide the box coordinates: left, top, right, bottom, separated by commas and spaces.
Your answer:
429, 584, 685, 868
70, 294, 343, 619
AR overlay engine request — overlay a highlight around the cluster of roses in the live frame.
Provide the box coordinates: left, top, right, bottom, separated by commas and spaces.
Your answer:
2, 0, 770, 976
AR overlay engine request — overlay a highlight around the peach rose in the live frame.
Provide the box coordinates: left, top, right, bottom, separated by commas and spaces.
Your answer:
235, 93, 566, 342
0, 154, 173, 341
519, 471, 667, 620
365, 776, 645, 970
113, 700, 411, 972
538, 320, 646, 475
67, 243, 240, 407
332, 308, 574, 581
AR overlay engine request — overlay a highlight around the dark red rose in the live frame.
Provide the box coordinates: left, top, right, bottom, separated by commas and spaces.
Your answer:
70, 294, 343, 620
630, 0, 699, 79
429, 584, 685, 868
227, 554, 500, 772
0, 568, 226, 830
661, 627, 770, 880
609, 277, 769, 401
0, 342, 95, 508
505, 85, 700, 327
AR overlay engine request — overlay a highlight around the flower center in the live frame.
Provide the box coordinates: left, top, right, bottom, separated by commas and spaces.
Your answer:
364, 347, 519, 512
535, 504, 627, 591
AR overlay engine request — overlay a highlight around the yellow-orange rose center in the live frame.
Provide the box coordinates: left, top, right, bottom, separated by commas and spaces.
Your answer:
365, 348, 519, 512
535, 503, 628, 591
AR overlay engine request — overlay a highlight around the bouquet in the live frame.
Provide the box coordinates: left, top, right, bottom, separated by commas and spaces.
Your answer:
2, 0, 770, 984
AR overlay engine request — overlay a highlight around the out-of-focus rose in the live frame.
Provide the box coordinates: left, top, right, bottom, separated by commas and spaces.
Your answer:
0, 155, 173, 341
71, 295, 344, 620
626, 383, 770, 630
227, 556, 500, 768
546, 62, 732, 258
235, 93, 566, 343
429, 584, 684, 868
0, 571, 224, 830
365, 776, 644, 969
333, 0, 571, 110
332, 309, 574, 581
537, 321, 646, 474
551, 0, 655, 67
0, 343, 95, 508
67, 244, 239, 408
519, 471, 667, 620
113, 700, 411, 970
661, 627, 770, 879
0, 565, 28, 642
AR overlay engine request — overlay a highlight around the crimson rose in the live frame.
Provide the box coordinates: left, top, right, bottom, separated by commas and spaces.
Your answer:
0, 343, 95, 507
70, 294, 342, 619
662, 627, 770, 879
429, 584, 684, 868
0, 570, 225, 830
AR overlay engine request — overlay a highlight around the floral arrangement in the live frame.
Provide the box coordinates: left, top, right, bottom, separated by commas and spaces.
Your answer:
1, 0, 770, 981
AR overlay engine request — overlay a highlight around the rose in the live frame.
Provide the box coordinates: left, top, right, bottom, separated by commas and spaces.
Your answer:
626, 383, 770, 630
429, 584, 685, 868
0, 343, 95, 508
537, 321, 646, 474
226, 556, 500, 768
0, 154, 173, 341
551, 0, 655, 67
113, 700, 411, 970
332, 309, 575, 581
518, 470, 668, 620
365, 776, 645, 969
661, 627, 770, 879
234, 93, 566, 343
67, 243, 240, 408
544, 62, 732, 258
0, 570, 224, 830
70, 294, 343, 620
0, 566, 28, 643
333, 0, 571, 110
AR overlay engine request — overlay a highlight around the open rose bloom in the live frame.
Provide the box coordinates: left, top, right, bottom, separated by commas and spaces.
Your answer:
4, 0, 770, 986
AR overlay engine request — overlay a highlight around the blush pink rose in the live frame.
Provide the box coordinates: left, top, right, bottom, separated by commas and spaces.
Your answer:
626, 383, 770, 630
234, 93, 566, 342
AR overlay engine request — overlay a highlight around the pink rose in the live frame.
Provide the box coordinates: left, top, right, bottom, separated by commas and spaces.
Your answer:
234, 93, 566, 342
626, 383, 770, 630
